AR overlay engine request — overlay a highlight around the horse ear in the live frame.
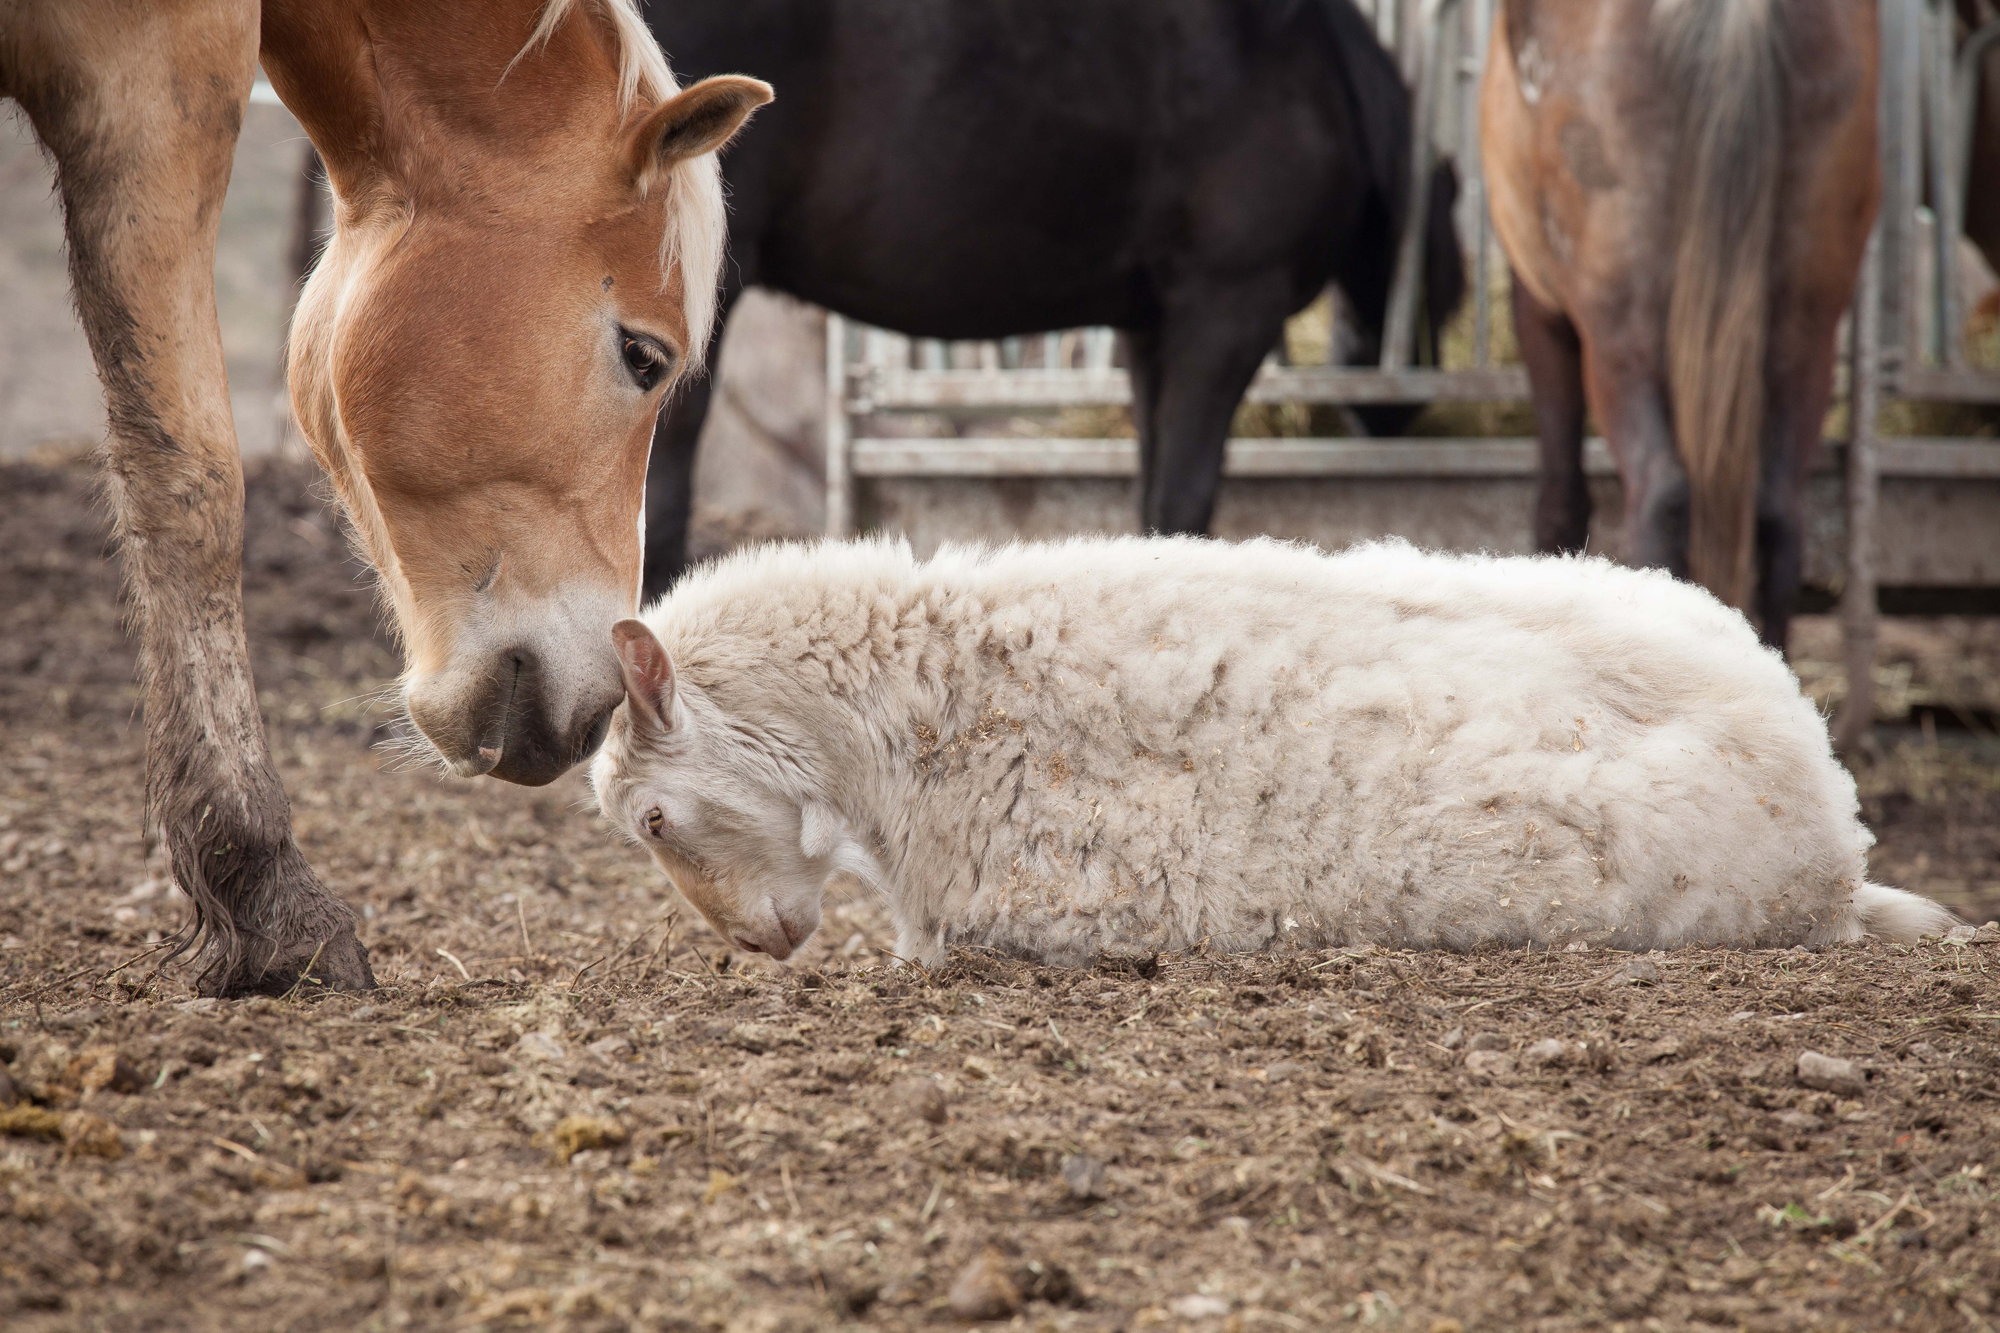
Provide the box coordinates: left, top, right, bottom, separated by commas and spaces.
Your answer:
625, 75, 772, 187
612, 619, 677, 733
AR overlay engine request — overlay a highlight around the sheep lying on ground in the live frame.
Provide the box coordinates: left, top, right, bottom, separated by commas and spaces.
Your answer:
590, 536, 1954, 966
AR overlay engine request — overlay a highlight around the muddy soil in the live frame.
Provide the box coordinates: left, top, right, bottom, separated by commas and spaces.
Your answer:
2, 458, 1997, 1332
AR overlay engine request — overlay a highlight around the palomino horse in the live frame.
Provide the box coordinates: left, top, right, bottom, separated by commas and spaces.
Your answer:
636, 0, 1466, 599
2, 0, 767, 995
1483, 0, 1880, 648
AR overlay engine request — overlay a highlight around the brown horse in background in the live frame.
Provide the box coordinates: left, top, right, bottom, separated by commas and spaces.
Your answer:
1482, 0, 1881, 648
1, 0, 767, 995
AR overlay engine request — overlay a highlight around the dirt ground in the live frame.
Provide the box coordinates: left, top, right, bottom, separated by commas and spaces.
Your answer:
3, 457, 1998, 1332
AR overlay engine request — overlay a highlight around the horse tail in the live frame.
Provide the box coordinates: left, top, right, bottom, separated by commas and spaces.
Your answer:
1315, 0, 1412, 241
1653, 0, 1784, 610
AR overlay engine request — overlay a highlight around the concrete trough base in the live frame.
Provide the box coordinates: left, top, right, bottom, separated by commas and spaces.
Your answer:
859, 470, 2000, 606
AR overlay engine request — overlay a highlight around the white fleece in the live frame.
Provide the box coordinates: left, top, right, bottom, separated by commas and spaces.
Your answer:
591, 535, 1954, 965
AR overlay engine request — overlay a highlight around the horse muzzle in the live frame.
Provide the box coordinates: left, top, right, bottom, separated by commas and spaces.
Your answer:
405, 642, 622, 786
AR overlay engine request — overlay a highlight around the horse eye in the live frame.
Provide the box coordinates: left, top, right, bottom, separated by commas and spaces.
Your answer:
620, 331, 671, 392
644, 807, 665, 836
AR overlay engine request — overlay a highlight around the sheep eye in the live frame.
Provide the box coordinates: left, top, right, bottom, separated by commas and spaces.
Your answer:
644, 807, 665, 836
620, 329, 672, 392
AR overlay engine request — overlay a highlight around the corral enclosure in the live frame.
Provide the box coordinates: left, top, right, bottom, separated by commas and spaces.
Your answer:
6, 6, 2000, 1332
3, 459, 2000, 1331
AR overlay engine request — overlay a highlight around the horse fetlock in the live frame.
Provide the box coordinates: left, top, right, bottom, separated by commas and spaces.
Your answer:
193, 882, 375, 1000
159, 801, 374, 998
221, 916, 375, 1000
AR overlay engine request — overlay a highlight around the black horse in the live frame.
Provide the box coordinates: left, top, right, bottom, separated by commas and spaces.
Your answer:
640, 0, 1467, 599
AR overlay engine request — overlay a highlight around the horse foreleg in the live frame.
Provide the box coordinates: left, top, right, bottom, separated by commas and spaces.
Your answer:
1586, 351, 1689, 579
642, 372, 716, 604
642, 283, 744, 603
14, 0, 371, 995
1752, 455, 1809, 654
1138, 282, 1291, 534
1755, 321, 1843, 653
1123, 326, 1164, 527
1512, 275, 1591, 554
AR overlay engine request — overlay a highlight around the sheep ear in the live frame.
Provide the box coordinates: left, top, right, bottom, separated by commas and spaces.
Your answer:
623, 75, 772, 188
612, 619, 676, 734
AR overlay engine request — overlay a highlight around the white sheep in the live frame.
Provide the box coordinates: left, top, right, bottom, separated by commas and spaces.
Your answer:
589, 535, 1953, 966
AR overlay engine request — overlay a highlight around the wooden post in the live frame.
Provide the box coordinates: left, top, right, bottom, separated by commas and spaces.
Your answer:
1836, 229, 1882, 760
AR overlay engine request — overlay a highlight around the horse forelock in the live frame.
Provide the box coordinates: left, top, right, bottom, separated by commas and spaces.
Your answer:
514, 0, 674, 113
512, 0, 727, 360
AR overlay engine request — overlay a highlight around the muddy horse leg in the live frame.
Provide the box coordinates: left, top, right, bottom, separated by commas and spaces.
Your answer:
12, 0, 371, 995
641, 281, 745, 604
1512, 274, 1591, 554
1138, 281, 1293, 534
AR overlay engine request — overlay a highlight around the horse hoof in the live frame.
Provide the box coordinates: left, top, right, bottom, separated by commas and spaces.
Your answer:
279, 929, 377, 996
201, 925, 377, 999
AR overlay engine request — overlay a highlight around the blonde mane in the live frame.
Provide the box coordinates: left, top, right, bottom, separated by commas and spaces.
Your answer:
515, 0, 729, 361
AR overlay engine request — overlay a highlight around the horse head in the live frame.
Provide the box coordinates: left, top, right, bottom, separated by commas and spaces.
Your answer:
269, 0, 768, 784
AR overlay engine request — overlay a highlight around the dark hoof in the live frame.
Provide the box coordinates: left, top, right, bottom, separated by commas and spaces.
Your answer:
203, 928, 376, 999
278, 929, 376, 995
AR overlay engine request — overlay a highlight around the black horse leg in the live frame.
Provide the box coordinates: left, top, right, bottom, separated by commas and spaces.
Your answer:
1122, 325, 1164, 529
641, 370, 715, 605
1140, 281, 1293, 534
1512, 274, 1591, 554
640, 285, 744, 605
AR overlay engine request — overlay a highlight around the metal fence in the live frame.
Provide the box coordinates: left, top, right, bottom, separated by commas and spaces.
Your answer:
1888, 0, 2000, 396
